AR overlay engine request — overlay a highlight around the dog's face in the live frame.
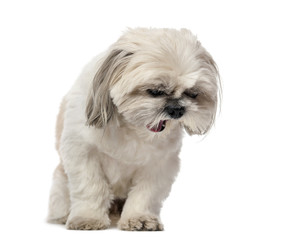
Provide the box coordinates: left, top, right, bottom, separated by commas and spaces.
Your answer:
86, 28, 220, 137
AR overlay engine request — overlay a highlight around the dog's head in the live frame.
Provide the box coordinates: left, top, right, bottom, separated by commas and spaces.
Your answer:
86, 28, 220, 136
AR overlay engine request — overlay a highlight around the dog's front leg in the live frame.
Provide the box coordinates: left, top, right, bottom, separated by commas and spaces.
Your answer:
61, 142, 111, 230
118, 157, 180, 231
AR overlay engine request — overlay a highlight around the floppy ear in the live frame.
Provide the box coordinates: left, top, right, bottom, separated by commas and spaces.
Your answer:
184, 48, 221, 136
86, 49, 133, 128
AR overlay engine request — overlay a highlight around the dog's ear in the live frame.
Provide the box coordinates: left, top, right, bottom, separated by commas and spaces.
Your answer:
86, 49, 133, 128
184, 47, 221, 136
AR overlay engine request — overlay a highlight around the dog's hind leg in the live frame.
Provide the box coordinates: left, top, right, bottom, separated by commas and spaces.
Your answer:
47, 98, 70, 224
47, 163, 70, 224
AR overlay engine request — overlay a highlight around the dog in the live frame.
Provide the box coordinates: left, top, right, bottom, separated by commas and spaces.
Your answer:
47, 28, 220, 231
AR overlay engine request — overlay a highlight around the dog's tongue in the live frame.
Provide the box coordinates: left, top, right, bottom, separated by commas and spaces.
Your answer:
147, 120, 166, 132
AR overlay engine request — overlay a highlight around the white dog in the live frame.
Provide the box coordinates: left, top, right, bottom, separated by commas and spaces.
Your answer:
47, 28, 220, 231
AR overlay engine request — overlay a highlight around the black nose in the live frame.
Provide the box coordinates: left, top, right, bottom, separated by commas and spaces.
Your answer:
165, 106, 185, 119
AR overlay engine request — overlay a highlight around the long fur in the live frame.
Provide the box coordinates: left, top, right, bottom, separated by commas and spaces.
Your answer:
86, 50, 133, 127
47, 28, 220, 231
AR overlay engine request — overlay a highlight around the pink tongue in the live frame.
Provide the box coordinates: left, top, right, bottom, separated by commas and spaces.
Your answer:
147, 120, 165, 132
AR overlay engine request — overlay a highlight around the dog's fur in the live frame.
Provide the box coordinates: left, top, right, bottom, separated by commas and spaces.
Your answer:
47, 28, 220, 231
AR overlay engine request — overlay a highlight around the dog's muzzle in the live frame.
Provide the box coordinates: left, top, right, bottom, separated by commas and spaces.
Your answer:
164, 99, 185, 119
165, 105, 185, 119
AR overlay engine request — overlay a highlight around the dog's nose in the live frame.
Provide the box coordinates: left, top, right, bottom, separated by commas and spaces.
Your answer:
165, 106, 185, 119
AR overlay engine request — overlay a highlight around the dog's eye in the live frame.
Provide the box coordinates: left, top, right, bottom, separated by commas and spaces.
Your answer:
147, 89, 166, 97
184, 91, 199, 99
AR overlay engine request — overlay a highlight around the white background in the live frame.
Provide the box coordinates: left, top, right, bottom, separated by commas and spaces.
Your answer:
0, 0, 290, 239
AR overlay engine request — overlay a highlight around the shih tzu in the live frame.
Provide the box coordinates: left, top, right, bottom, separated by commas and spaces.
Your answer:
47, 28, 220, 231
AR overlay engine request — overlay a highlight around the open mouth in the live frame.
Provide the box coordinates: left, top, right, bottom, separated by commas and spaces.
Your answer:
146, 120, 167, 132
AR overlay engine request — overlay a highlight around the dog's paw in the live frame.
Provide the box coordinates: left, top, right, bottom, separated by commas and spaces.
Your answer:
66, 216, 110, 230
47, 215, 68, 225
118, 215, 164, 231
